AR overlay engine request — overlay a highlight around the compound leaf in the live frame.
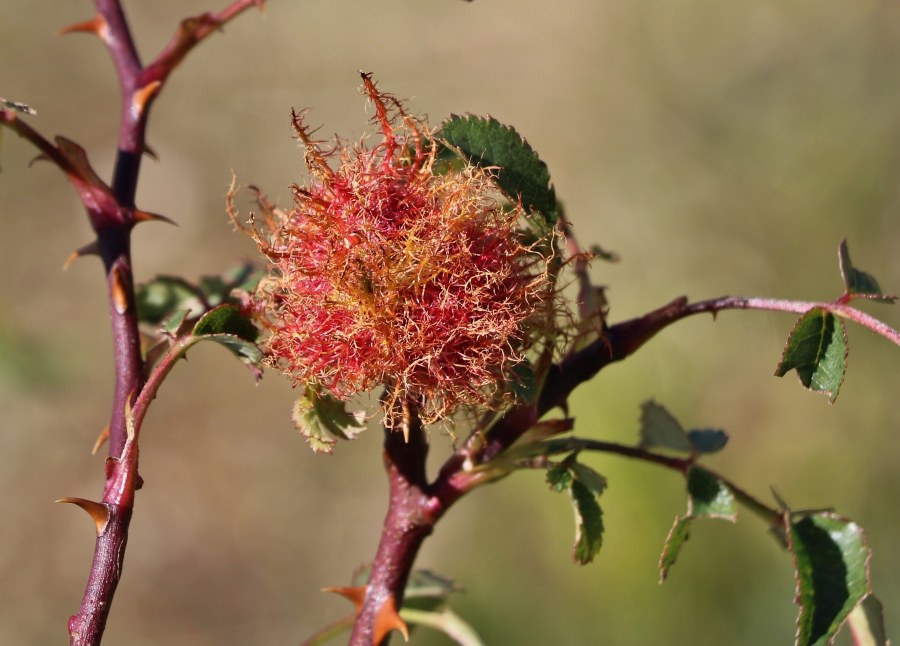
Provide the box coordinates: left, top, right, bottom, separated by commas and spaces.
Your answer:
658, 467, 736, 581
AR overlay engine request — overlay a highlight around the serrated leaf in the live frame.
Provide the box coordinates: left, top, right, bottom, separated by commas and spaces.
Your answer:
658, 468, 736, 581
775, 308, 848, 402
659, 516, 692, 582
136, 275, 205, 325
292, 388, 365, 454
838, 240, 896, 303
686, 428, 729, 455
546, 460, 573, 492
440, 115, 556, 225
193, 304, 258, 342
196, 333, 263, 366
639, 401, 693, 452
569, 461, 608, 495
687, 467, 737, 519
847, 595, 888, 646
160, 309, 190, 337
789, 513, 871, 646
570, 479, 604, 564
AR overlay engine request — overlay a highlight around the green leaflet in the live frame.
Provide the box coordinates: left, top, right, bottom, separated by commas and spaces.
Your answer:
658, 467, 737, 582
639, 401, 728, 455
775, 308, 847, 402
439, 115, 557, 227
546, 454, 606, 564
291, 387, 365, 454
838, 240, 896, 303
790, 513, 872, 646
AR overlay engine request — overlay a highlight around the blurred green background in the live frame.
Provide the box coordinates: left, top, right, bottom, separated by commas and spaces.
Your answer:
1, 1, 899, 644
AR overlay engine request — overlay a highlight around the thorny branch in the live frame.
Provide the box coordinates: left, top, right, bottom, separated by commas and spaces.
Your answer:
2, 2, 264, 644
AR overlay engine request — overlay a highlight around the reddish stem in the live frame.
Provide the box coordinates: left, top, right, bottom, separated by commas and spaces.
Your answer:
350, 416, 443, 646
27, 2, 265, 644
355, 290, 898, 643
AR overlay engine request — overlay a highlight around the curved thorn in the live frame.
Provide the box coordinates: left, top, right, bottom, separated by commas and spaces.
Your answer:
323, 585, 367, 612
58, 15, 110, 43
63, 240, 100, 270
130, 81, 162, 120
28, 153, 50, 168
134, 209, 177, 226
374, 596, 409, 644
56, 498, 110, 536
142, 142, 159, 161
91, 425, 110, 455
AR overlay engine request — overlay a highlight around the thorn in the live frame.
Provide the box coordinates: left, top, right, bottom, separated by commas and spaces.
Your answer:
142, 142, 159, 161
56, 498, 110, 535
130, 81, 162, 120
59, 15, 110, 42
91, 425, 110, 455
401, 397, 411, 443
133, 209, 177, 226
373, 596, 409, 644
323, 585, 367, 612
63, 240, 100, 270
28, 153, 50, 168
110, 264, 129, 315
324, 586, 408, 643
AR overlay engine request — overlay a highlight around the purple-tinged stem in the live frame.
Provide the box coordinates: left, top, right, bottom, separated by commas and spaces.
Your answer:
355, 291, 897, 644
32, 1, 265, 644
350, 415, 443, 646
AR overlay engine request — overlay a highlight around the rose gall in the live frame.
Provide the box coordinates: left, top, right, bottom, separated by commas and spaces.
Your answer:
236, 74, 561, 433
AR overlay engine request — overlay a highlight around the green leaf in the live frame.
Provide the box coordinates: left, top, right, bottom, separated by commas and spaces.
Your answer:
545, 460, 573, 492
195, 333, 263, 366
569, 461, 608, 496
847, 595, 888, 646
686, 428, 729, 454
658, 517, 692, 582
508, 361, 538, 405
686, 467, 737, 519
136, 275, 205, 325
775, 308, 848, 402
789, 513, 872, 646
399, 608, 485, 646
439, 115, 557, 225
193, 304, 258, 342
658, 467, 737, 581
403, 570, 461, 608
570, 479, 604, 565
639, 401, 693, 452
292, 387, 365, 454
545, 454, 606, 564
838, 240, 896, 303
161, 309, 191, 337
190, 304, 262, 378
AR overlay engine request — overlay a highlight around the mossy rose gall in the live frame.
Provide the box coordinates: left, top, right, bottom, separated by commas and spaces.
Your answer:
235, 74, 561, 432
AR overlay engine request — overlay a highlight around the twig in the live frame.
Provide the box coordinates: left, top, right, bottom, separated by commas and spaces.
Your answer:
0, 2, 265, 644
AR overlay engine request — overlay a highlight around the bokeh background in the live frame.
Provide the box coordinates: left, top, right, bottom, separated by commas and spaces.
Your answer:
1, 1, 899, 644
